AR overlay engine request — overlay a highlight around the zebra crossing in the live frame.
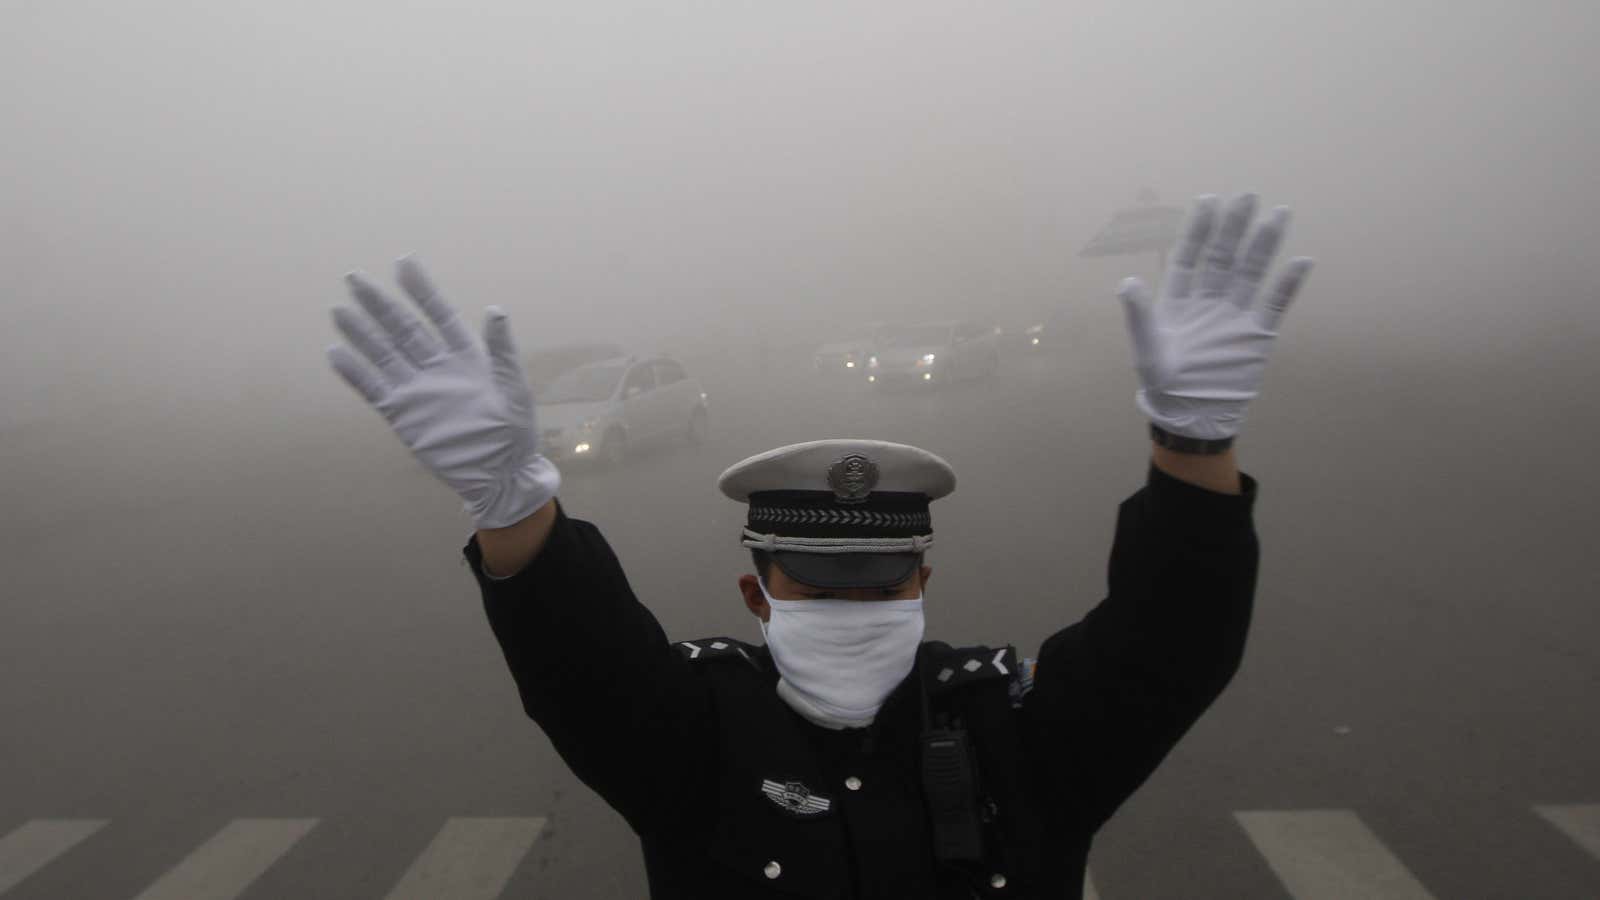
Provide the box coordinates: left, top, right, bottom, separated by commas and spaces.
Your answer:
1234, 810, 1436, 900
127, 819, 319, 900
0, 820, 107, 895
0, 817, 546, 900
1, 806, 1595, 898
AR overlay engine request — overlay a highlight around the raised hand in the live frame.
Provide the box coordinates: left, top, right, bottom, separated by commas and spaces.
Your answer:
326, 256, 560, 529
1118, 193, 1315, 441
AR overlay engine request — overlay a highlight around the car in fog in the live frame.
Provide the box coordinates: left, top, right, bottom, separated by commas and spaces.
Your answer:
1021, 307, 1073, 354
525, 341, 628, 393
866, 320, 1001, 386
535, 355, 710, 467
813, 322, 888, 377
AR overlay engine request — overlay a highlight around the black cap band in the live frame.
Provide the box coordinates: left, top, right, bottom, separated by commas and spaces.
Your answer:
746, 490, 931, 540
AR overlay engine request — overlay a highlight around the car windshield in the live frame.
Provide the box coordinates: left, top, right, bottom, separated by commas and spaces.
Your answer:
527, 346, 624, 385
879, 326, 948, 348
536, 365, 625, 403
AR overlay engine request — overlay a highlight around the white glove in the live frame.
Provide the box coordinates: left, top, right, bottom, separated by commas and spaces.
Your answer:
326, 256, 559, 529
1118, 193, 1315, 441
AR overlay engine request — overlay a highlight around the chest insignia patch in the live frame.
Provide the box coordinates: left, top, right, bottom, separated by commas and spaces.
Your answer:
761, 779, 832, 818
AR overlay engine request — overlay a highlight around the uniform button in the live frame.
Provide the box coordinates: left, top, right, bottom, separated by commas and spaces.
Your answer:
845, 776, 862, 791
764, 860, 782, 879
989, 873, 1007, 889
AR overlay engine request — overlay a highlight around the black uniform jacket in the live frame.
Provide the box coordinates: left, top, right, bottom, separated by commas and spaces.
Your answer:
462, 462, 1259, 899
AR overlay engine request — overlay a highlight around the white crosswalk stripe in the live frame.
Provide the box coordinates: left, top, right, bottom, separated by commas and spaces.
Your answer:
1234, 809, 1437, 900
0, 819, 107, 895
1534, 803, 1600, 861
381, 817, 547, 900
129, 818, 318, 900
4, 806, 1598, 897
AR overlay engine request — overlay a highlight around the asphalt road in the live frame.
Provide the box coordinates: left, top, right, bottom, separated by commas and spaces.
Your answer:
3, 322, 1598, 898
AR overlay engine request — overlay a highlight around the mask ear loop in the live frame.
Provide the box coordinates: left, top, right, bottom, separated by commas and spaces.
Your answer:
756, 577, 771, 638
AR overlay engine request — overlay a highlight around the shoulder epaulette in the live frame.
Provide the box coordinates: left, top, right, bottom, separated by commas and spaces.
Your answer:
675, 636, 764, 670
1008, 656, 1038, 708
921, 642, 1019, 694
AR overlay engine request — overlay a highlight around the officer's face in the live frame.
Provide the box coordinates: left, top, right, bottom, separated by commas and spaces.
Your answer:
737, 565, 932, 623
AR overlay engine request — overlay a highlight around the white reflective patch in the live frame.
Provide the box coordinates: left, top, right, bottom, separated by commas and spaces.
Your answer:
990, 649, 1009, 675
710, 641, 728, 650
962, 659, 982, 673
681, 642, 702, 659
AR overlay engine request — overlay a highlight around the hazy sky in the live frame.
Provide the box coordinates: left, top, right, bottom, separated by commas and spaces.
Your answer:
4, 1, 1597, 424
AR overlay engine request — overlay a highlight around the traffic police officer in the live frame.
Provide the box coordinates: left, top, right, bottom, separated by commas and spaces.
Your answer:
326, 192, 1313, 898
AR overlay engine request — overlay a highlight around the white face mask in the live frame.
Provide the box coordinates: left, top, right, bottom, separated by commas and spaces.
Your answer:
757, 577, 925, 730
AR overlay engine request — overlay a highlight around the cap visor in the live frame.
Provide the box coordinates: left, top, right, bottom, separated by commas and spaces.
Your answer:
771, 551, 921, 590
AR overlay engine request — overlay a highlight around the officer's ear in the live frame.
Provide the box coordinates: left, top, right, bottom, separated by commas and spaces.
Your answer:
738, 574, 770, 622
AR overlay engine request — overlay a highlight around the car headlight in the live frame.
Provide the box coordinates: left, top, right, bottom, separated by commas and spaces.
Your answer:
867, 356, 878, 368
918, 353, 936, 366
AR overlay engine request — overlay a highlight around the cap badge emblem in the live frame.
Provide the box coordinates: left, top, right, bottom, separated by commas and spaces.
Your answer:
826, 454, 879, 504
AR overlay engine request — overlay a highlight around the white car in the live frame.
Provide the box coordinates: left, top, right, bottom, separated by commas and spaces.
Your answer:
866, 321, 1001, 386
1021, 307, 1073, 354
535, 355, 710, 467
813, 322, 889, 376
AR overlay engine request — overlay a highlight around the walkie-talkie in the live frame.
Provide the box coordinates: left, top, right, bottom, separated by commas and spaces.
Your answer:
921, 723, 985, 862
